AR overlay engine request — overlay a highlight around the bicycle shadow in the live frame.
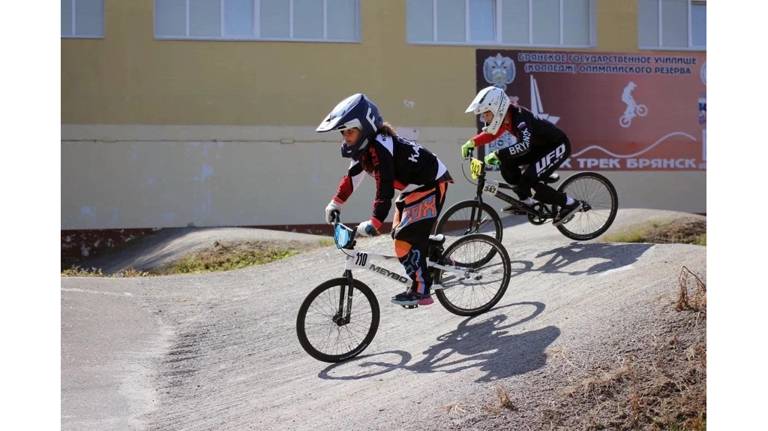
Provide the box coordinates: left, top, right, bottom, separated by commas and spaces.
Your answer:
409, 304, 558, 382
535, 242, 653, 275
506, 242, 653, 277
318, 302, 557, 383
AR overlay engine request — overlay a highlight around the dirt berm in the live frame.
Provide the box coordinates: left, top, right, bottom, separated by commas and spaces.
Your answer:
61, 208, 706, 430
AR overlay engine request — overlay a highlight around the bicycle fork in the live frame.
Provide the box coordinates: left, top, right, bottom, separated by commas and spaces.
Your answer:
334, 270, 355, 326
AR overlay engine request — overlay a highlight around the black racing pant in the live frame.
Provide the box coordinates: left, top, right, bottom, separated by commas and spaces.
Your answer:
391, 181, 449, 295
497, 137, 571, 207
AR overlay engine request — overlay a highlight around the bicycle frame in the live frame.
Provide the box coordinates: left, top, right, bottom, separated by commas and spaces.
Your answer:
467, 155, 559, 220
331, 220, 471, 319
343, 249, 468, 284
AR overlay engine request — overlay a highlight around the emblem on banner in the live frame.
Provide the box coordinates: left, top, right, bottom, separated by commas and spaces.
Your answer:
483, 54, 516, 90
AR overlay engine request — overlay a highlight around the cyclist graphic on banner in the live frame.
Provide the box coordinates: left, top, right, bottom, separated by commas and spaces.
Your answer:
619, 81, 648, 128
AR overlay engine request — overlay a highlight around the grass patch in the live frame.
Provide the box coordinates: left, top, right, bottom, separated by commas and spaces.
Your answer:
62, 238, 333, 277
605, 218, 706, 246
151, 240, 315, 275
61, 266, 105, 277
61, 266, 150, 277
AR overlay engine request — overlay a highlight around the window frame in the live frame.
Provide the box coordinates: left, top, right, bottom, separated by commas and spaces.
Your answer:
638, 0, 706, 51
153, 0, 361, 43
407, 0, 596, 48
61, 0, 105, 39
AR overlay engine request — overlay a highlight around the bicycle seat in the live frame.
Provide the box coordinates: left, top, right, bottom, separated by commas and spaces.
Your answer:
428, 234, 445, 246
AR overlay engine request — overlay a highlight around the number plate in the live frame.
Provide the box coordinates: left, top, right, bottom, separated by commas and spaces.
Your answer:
354, 252, 368, 267
483, 184, 498, 194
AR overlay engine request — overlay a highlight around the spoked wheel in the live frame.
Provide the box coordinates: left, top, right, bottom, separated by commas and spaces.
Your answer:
556, 172, 619, 241
435, 234, 511, 316
296, 278, 380, 363
434, 200, 502, 243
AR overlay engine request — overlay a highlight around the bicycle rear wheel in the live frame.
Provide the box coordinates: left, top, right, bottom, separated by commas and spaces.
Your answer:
296, 278, 380, 363
435, 234, 511, 316
556, 172, 619, 241
434, 200, 502, 243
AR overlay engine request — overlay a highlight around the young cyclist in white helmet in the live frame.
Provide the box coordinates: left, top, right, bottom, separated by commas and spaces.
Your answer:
317, 93, 453, 307
460, 86, 580, 225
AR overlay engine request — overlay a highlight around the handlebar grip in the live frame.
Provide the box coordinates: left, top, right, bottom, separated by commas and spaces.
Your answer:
462, 147, 473, 161
330, 209, 340, 223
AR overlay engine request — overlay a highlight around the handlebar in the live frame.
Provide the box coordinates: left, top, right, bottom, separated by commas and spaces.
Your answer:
330, 211, 357, 250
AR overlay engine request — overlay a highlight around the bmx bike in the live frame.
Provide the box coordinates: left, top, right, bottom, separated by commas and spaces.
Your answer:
434, 149, 619, 242
296, 213, 511, 363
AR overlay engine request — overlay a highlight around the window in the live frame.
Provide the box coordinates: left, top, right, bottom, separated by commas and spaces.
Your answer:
406, 0, 594, 47
154, 0, 360, 42
61, 0, 104, 38
638, 0, 706, 50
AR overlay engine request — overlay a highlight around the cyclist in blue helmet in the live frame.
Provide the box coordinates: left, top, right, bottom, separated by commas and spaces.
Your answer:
317, 93, 453, 307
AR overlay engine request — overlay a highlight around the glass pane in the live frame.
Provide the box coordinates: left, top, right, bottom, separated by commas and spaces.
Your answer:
407, 0, 434, 42
327, 0, 357, 41
501, 0, 528, 44
190, 0, 221, 37
294, 0, 323, 39
75, 0, 104, 36
691, 2, 706, 47
532, 0, 559, 45
224, 0, 253, 36
62, 0, 73, 36
261, 0, 290, 38
470, 0, 495, 41
437, 0, 465, 42
563, 0, 589, 45
661, 0, 688, 47
638, 0, 659, 47
156, 0, 187, 37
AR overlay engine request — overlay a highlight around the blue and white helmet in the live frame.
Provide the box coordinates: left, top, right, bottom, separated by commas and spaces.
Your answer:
316, 93, 383, 159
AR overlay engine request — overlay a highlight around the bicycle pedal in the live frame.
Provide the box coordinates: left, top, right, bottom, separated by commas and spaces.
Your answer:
401, 304, 418, 309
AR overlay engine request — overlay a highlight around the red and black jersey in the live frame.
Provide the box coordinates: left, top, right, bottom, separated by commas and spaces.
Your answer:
472, 105, 567, 163
332, 134, 450, 231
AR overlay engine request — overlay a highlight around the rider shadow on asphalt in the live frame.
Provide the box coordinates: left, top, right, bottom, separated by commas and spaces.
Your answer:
507, 242, 654, 277
318, 302, 559, 383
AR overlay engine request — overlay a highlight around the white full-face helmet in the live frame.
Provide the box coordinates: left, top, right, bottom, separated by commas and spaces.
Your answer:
465, 86, 510, 135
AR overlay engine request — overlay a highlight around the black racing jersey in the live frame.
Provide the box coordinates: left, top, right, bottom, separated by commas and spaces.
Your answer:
332, 134, 450, 230
473, 105, 567, 162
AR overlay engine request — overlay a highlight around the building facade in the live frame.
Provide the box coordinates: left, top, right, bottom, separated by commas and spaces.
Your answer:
62, 0, 706, 230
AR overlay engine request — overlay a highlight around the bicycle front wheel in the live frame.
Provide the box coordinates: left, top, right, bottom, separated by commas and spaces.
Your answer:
556, 172, 619, 241
296, 278, 380, 363
435, 234, 511, 316
434, 200, 502, 243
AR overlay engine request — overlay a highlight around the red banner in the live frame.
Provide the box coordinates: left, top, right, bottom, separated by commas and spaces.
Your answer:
476, 49, 706, 171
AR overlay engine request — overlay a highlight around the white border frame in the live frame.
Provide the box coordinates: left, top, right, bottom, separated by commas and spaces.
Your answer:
61, 0, 105, 39
639, 0, 706, 52
153, 0, 360, 43
407, 0, 595, 48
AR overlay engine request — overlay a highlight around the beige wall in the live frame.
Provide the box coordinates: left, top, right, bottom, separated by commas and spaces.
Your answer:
62, 124, 704, 230
62, 0, 480, 127
62, 1, 706, 230
63, 0, 646, 127
62, 125, 474, 229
